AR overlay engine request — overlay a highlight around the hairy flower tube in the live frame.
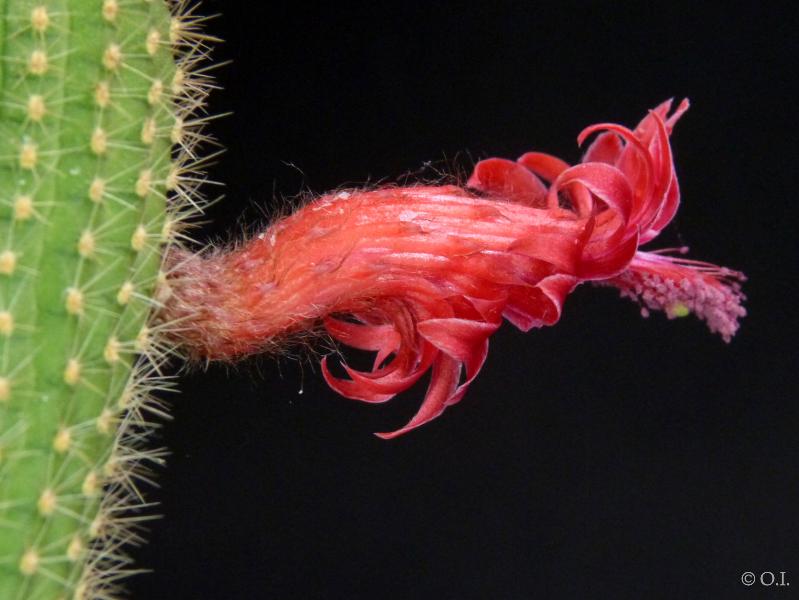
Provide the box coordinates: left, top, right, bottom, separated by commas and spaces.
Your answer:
161, 99, 745, 438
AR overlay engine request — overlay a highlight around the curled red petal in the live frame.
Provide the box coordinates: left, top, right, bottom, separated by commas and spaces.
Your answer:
517, 151, 571, 183
418, 318, 497, 376
321, 356, 397, 404
376, 354, 463, 439
642, 174, 680, 244
578, 122, 655, 226
642, 111, 680, 238
548, 162, 634, 234
636, 98, 688, 137
462, 294, 507, 323
582, 130, 623, 164
635, 98, 673, 141
324, 317, 401, 370
468, 158, 548, 207
340, 359, 426, 394
578, 231, 640, 280
504, 274, 579, 331
325, 316, 404, 371
665, 98, 690, 132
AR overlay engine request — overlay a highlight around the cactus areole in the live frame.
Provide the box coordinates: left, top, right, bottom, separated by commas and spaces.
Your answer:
0, 1, 744, 598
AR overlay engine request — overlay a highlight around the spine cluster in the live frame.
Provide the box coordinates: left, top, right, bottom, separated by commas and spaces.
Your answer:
0, 1, 215, 598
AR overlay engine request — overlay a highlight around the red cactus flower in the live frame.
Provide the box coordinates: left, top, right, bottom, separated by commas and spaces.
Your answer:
164, 99, 745, 438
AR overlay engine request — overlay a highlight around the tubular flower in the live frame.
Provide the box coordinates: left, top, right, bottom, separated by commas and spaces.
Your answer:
163, 99, 745, 438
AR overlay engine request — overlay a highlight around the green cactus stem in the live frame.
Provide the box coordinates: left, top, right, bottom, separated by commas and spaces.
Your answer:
0, 1, 213, 597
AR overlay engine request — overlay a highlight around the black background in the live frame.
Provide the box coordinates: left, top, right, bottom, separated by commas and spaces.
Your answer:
130, 2, 796, 599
